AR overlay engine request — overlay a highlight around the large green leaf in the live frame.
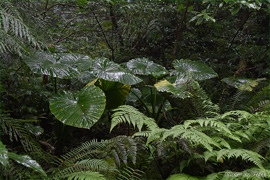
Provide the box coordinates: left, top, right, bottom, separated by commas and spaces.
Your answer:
154, 80, 192, 99
0, 141, 47, 177
95, 79, 131, 109
126, 57, 169, 78
222, 77, 264, 91
0, 141, 9, 169
49, 85, 106, 129
126, 88, 142, 102
8, 152, 47, 177
171, 59, 218, 81
91, 57, 142, 85
24, 51, 93, 79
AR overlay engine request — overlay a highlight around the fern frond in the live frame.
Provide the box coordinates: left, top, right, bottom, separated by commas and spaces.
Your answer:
220, 167, 270, 180
184, 118, 232, 134
212, 137, 231, 149
0, 1, 41, 56
189, 80, 220, 118
247, 85, 270, 112
105, 135, 137, 165
221, 110, 252, 121
217, 149, 265, 169
1, 114, 41, 152
117, 166, 144, 180
60, 139, 106, 164
63, 171, 106, 180
111, 105, 158, 132
162, 125, 219, 152
251, 138, 269, 155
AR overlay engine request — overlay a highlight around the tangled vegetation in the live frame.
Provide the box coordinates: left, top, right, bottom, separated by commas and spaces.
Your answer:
1, 0, 269, 179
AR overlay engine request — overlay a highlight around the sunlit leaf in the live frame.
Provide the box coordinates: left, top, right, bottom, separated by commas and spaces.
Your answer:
49, 85, 106, 129
154, 80, 191, 99
222, 77, 264, 91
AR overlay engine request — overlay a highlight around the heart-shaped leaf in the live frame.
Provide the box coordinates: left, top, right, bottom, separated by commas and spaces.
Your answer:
49, 85, 106, 129
171, 59, 218, 81
92, 57, 142, 85
127, 58, 169, 78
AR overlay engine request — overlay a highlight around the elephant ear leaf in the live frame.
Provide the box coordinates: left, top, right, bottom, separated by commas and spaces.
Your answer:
24, 51, 83, 79
171, 59, 218, 81
127, 57, 169, 78
49, 85, 106, 129
92, 57, 142, 85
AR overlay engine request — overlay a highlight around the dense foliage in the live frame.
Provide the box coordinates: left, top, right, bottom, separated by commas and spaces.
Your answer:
1, 0, 269, 179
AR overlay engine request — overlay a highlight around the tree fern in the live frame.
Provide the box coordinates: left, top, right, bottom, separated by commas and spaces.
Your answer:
0, 1, 41, 56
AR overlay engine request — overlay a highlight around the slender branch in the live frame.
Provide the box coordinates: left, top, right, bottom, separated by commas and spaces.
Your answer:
55, 32, 76, 44
39, 140, 55, 153
110, 4, 124, 52
43, 0, 48, 19
226, 11, 252, 54
93, 11, 114, 57
40, 3, 85, 16
171, 1, 190, 69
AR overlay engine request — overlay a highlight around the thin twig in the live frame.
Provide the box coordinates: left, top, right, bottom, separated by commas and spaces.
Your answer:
171, 1, 190, 69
